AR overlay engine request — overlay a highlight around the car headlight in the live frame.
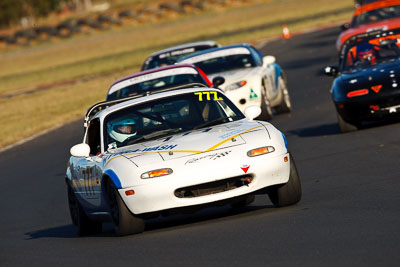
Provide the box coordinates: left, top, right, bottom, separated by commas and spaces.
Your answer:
247, 146, 275, 157
141, 168, 173, 179
226, 80, 247, 91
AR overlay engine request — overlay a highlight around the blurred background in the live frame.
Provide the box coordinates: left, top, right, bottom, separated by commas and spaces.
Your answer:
0, 0, 354, 149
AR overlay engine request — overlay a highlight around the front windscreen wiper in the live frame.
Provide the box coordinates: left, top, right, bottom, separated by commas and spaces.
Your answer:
143, 128, 183, 140
120, 128, 182, 147
193, 117, 231, 130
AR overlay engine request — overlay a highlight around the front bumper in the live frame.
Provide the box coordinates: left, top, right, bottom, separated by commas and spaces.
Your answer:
335, 91, 400, 124
119, 152, 290, 215
224, 84, 262, 112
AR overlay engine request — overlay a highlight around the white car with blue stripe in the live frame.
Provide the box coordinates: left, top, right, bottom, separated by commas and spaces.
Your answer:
66, 87, 301, 236
177, 43, 292, 120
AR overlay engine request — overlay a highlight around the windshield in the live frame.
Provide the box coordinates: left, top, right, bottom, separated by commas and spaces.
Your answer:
189, 53, 256, 75
103, 91, 244, 150
107, 69, 208, 101
142, 45, 218, 70
342, 38, 400, 71
352, 5, 400, 26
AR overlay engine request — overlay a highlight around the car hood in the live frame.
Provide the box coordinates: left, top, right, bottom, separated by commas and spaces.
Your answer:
105, 119, 268, 167
332, 59, 400, 102
338, 59, 400, 88
207, 67, 261, 90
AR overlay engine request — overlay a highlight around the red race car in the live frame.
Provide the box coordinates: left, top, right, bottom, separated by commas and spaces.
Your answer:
337, 0, 400, 51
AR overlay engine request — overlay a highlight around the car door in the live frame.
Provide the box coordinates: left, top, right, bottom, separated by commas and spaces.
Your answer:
75, 119, 103, 209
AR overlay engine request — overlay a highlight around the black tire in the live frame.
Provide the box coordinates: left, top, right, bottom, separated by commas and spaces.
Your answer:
34, 26, 56, 41
56, 21, 78, 38
5, 35, 17, 45
77, 18, 96, 33
0, 35, 8, 48
160, 2, 184, 13
274, 76, 292, 114
106, 181, 145, 236
268, 155, 302, 207
194, 2, 205, 10
57, 25, 73, 38
14, 30, 35, 46
6, 35, 17, 46
231, 195, 255, 209
337, 112, 358, 133
97, 14, 113, 29
258, 84, 273, 121
118, 9, 138, 19
67, 182, 102, 236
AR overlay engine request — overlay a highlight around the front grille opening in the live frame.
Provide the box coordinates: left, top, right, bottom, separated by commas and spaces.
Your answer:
174, 175, 254, 198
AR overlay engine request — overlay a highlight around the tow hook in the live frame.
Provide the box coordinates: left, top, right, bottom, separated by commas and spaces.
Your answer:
241, 177, 252, 186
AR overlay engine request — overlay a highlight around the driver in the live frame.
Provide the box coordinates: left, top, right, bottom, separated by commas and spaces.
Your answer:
107, 118, 137, 144
357, 43, 376, 65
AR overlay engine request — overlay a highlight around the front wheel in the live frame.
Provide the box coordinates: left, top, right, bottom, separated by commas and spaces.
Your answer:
67, 182, 102, 236
275, 76, 292, 114
268, 155, 301, 207
106, 181, 145, 236
337, 112, 358, 133
231, 195, 255, 209
258, 85, 273, 121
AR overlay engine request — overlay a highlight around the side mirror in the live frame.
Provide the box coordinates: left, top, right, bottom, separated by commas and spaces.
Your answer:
70, 143, 90, 157
263, 55, 276, 66
324, 66, 339, 77
341, 23, 350, 31
212, 76, 225, 88
244, 105, 262, 121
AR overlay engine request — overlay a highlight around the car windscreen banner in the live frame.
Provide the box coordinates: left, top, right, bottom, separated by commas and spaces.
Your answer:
180, 47, 251, 64
158, 48, 196, 59
108, 67, 198, 95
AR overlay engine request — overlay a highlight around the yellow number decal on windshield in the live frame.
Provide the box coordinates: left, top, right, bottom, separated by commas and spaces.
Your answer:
195, 92, 223, 101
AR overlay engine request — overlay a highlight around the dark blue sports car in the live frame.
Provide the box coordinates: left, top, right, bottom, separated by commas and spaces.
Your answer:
325, 29, 400, 132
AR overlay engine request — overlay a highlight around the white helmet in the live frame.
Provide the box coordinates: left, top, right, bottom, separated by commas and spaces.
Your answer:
107, 118, 137, 143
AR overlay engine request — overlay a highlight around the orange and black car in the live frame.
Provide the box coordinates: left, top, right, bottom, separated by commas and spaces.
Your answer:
326, 29, 400, 132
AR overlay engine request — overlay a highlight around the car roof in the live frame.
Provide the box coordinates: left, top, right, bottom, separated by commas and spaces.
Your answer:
94, 87, 221, 121
148, 41, 219, 57
109, 64, 198, 90
354, 0, 400, 16
176, 43, 252, 62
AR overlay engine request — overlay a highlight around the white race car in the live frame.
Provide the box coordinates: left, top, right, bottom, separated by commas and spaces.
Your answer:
141, 40, 220, 70
66, 87, 301, 236
177, 43, 292, 120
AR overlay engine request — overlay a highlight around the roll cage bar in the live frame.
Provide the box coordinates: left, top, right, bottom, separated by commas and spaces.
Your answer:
339, 28, 400, 71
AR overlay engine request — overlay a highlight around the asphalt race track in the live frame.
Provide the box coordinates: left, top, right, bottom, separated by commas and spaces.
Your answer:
1, 26, 400, 266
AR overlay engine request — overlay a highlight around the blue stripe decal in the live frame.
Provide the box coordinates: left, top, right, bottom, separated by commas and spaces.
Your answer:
281, 132, 288, 151
273, 63, 282, 89
104, 169, 122, 189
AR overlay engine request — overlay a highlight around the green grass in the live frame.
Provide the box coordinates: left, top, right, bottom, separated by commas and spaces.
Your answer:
0, 0, 353, 149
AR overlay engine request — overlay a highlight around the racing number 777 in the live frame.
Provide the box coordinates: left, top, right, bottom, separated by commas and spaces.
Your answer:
194, 92, 223, 101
